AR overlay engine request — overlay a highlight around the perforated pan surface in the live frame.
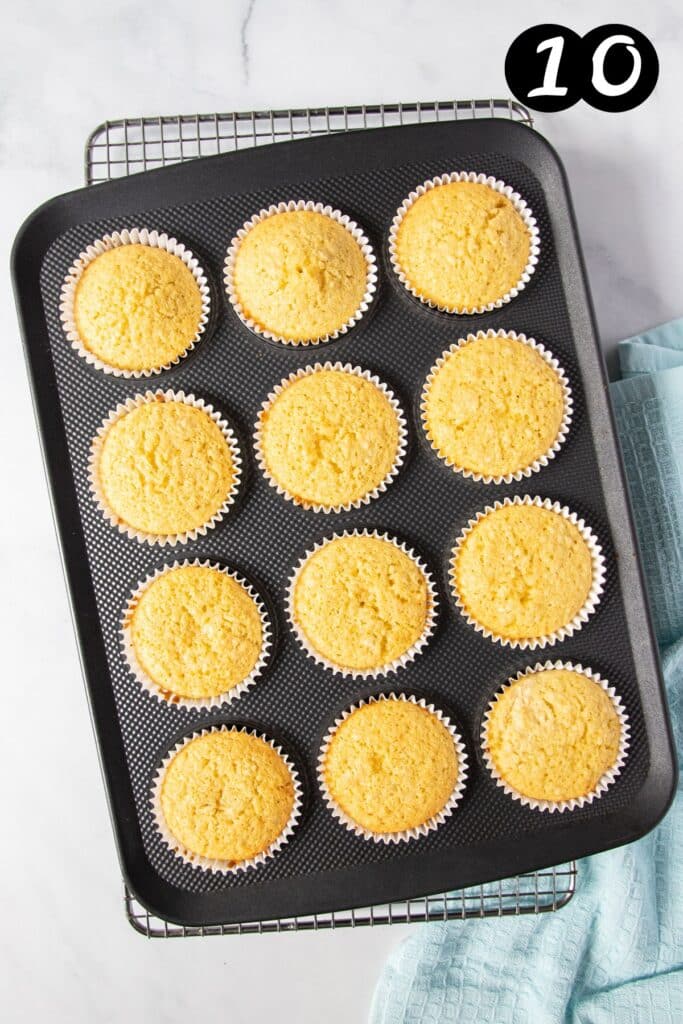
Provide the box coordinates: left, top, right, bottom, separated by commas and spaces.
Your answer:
12, 120, 676, 927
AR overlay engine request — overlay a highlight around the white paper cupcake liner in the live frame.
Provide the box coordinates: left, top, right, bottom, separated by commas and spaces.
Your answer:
59, 227, 212, 378
389, 171, 540, 315
121, 559, 272, 711
254, 362, 408, 513
450, 495, 606, 649
151, 724, 303, 874
286, 529, 438, 679
318, 692, 468, 844
421, 329, 573, 484
88, 389, 242, 546
481, 660, 630, 813
224, 200, 378, 346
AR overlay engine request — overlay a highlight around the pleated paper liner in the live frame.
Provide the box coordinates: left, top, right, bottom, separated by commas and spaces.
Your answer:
318, 692, 468, 844
121, 559, 272, 711
389, 171, 540, 315
60, 227, 211, 377
481, 660, 630, 813
88, 389, 242, 546
254, 362, 408, 513
224, 200, 377, 345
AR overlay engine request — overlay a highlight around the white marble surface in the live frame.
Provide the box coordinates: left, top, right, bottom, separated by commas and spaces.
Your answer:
1, 2, 681, 1021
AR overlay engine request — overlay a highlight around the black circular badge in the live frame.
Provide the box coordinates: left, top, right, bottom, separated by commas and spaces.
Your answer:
505, 24, 583, 113
505, 24, 659, 113
581, 25, 659, 112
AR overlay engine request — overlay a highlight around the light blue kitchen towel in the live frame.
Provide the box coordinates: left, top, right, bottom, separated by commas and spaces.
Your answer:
371, 319, 683, 1024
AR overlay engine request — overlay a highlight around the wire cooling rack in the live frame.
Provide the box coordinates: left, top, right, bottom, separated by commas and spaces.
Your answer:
86, 98, 575, 936
85, 98, 533, 183
125, 865, 576, 938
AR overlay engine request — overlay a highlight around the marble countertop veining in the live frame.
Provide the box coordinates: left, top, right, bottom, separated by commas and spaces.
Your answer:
1, 1, 681, 1022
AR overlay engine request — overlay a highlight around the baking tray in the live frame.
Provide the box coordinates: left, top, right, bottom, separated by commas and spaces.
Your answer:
12, 117, 676, 928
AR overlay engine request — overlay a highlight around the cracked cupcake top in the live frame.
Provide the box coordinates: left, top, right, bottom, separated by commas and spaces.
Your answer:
453, 503, 593, 642
394, 180, 531, 311
232, 209, 368, 342
257, 366, 402, 509
292, 534, 431, 672
485, 668, 622, 803
74, 244, 203, 372
423, 333, 566, 478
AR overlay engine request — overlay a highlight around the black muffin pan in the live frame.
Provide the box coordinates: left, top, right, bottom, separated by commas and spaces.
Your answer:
12, 119, 676, 927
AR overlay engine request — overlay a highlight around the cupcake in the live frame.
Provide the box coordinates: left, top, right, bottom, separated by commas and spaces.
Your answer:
225, 201, 376, 345
483, 662, 629, 811
422, 330, 571, 482
319, 694, 467, 842
90, 390, 241, 545
122, 561, 270, 708
451, 496, 604, 648
390, 173, 539, 314
153, 727, 301, 871
255, 363, 407, 512
288, 530, 436, 677
60, 229, 209, 376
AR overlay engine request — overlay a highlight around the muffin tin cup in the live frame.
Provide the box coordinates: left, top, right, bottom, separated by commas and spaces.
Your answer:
286, 529, 438, 679
254, 362, 408, 513
88, 388, 243, 547
318, 692, 468, 844
388, 171, 541, 315
421, 329, 573, 484
121, 559, 272, 711
449, 495, 606, 650
151, 723, 303, 874
59, 227, 212, 378
481, 661, 630, 813
224, 200, 378, 346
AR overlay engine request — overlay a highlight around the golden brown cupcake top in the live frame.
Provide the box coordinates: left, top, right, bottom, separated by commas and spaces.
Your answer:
160, 730, 296, 865
453, 502, 594, 643
485, 668, 622, 803
423, 333, 566, 478
128, 565, 263, 701
257, 367, 402, 509
74, 244, 203, 372
95, 397, 236, 539
323, 698, 460, 834
394, 180, 531, 311
292, 534, 431, 672
231, 209, 368, 342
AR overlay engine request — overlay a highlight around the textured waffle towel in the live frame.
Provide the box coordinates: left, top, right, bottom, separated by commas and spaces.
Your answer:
371, 320, 683, 1024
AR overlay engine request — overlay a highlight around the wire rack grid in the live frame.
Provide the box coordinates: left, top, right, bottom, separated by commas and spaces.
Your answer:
85, 97, 575, 937
86, 98, 533, 183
